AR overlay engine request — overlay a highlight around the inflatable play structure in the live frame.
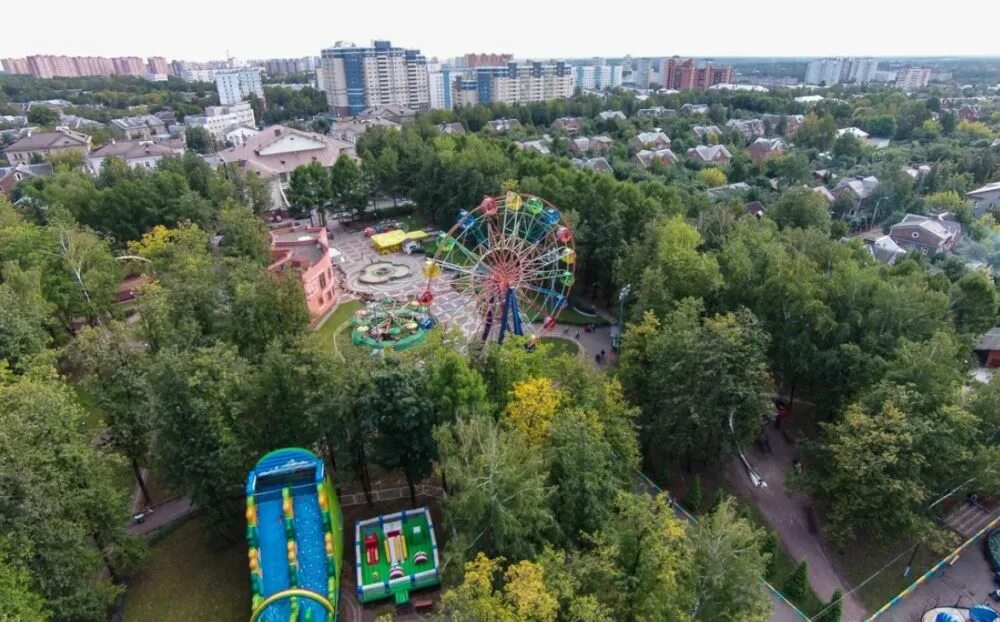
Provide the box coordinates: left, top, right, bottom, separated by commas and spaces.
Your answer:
922, 605, 999, 622
355, 507, 440, 605
351, 298, 437, 352
246, 448, 342, 622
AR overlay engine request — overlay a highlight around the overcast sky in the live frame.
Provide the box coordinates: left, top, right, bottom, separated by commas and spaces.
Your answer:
5, 0, 1000, 61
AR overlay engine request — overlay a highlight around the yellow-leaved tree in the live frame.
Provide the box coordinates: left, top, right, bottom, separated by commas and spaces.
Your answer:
503, 377, 565, 445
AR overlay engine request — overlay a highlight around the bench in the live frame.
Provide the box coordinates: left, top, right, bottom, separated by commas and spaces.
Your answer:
413, 598, 434, 612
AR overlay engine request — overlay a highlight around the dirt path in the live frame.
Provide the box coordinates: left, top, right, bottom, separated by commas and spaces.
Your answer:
723, 425, 866, 621
125, 496, 195, 536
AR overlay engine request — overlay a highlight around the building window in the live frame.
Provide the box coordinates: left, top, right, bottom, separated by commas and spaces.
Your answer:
319, 273, 327, 289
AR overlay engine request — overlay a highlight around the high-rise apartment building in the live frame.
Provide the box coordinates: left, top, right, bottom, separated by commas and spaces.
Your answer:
429, 68, 455, 110
215, 68, 265, 105
895, 67, 932, 91
574, 64, 624, 91
805, 57, 879, 85
662, 58, 732, 91
450, 61, 573, 107
2, 54, 166, 78
147, 57, 171, 76
463, 53, 513, 68
319, 40, 430, 116
250, 57, 317, 77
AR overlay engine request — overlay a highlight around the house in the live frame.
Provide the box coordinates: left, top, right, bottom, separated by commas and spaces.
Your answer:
637, 107, 677, 118
680, 103, 709, 116
2, 127, 91, 164
866, 235, 908, 265
487, 118, 522, 133
832, 175, 880, 210
185, 102, 257, 142
329, 117, 400, 145
966, 182, 1000, 218
630, 131, 671, 150
598, 110, 626, 121
87, 140, 185, 174
686, 144, 732, 165
517, 139, 551, 155
224, 125, 259, 147
357, 104, 417, 125
957, 105, 980, 122
59, 115, 103, 130
631, 148, 678, 168
888, 213, 962, 256
837, 127, 869, 140
744, 201, 765, 218
903, 164, 932, 180
974, 328, 1000, 368
216, 125, 355, 210
569, 136, 613, 156
812, 185, 836, 205
707, 182, 751, 200
691, 125, 723, 142
0, 162, 52, 197
747, 137, 786, 163
436, 122, 465, 135
551, 117, 585, 135
110, 115, 168, 140
726, 118, 766, 142
571, 157, 613, 173
268, 226, 337, 322
761, 113, 805, 136
116, 274, 153, 305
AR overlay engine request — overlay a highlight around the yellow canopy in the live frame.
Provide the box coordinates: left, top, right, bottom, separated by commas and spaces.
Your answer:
370, 230, 408, 250
405, 230, 429, 241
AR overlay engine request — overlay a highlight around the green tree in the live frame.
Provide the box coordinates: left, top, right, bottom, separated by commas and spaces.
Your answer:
26, 105, 59, 126
832, 132, 863, 160
423, 337, 490, 425
184, 126, 213, 154
225, 260, 310, 360
435, 415, 555, 567
287, 161, 330, 221
329, 154, 368, 220
362, 358, 436, 504
794, 113, 837, 150
697, 168, 727, 188
770, 187, 832, 233
218, 201, 270, 265
784, 561, 808, 601
0, 553, 49, 622
949, 271, 998, 336
819, 588, 844, 622
0, 262, 52, 371
73, 322, 155, 506
685, 498, 772, 622
149, 343, 253, 534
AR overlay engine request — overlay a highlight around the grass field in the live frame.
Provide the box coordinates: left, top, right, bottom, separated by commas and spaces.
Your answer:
539, 336, 580, 357
312, 300, 364, 358
124, 517, 248, 622
72, 385, 105, 435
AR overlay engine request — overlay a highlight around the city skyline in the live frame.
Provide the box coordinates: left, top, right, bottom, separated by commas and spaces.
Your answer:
3, 0, 999, 62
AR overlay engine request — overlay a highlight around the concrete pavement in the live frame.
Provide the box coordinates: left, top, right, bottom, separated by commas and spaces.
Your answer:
125, 496, 195, 536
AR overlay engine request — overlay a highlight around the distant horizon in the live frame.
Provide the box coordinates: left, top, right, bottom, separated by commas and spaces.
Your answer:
2, 0, 998, 62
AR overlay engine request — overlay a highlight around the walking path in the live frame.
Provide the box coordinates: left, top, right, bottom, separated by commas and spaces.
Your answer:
125, 496, 195, 536
723, 425, 866, 621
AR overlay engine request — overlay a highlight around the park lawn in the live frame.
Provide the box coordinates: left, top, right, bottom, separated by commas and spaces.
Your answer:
831, 537, 939, 612
558, 305, 609, 326
398, 213, 428, 231
72, 384, 105, 435
539, 336, 580, 357
312, 300, 363, 349
124, 517, 248, 622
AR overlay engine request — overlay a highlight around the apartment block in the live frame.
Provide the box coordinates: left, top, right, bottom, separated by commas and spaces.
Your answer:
215, 68, 265, 105
449, 61, 573, 107
319, 40, 430, 116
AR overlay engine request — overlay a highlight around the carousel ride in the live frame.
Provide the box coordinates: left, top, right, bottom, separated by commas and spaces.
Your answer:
351, 298, 437, 352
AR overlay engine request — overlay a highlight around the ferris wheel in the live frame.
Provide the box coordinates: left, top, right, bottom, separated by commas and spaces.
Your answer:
420, 192, 575, 343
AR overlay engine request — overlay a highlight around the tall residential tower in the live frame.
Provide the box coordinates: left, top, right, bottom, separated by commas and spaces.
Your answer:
319, 40, 430, 116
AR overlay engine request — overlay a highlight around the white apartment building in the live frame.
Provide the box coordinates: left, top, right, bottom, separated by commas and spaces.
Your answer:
185, 102, 257, 143
895, 67, 932, 91
574, 65, 624, 90
454, 62, 573, 106
428, 69, 455, 109
319, 41, 430, 116
215, 68, 264, 105
805, 57, 879, 85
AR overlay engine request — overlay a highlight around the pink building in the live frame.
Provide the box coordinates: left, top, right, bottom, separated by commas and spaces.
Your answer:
268, 226, 337, 322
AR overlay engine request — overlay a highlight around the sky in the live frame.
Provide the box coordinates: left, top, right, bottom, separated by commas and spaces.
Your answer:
4, 0, 1000, 62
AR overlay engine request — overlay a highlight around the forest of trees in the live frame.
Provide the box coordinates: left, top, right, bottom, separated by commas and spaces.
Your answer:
0, 82, 998, 620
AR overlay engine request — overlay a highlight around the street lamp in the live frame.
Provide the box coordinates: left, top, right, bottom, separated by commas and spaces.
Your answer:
613, 284, 631, 352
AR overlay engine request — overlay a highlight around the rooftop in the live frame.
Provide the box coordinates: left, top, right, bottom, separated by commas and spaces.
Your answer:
976, 328, 1000, 351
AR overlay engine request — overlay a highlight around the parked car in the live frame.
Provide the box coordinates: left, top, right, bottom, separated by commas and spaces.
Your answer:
987, 528, 1000, 572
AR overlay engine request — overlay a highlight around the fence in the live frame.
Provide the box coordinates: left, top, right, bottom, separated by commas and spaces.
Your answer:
340, 484, 447, 508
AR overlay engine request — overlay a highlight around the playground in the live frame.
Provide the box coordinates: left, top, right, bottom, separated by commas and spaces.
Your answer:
354, 506, 441, 606
350, 299, 437, 353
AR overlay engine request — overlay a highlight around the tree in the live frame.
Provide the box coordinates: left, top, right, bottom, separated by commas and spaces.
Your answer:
218, 201, 270, 265
423, 339, 489, 426
697, 168, 727, 188
225, 260, 310, 360
329, 154, 368, 220
619, 301, 770, 469
784, 561, 808, 601
685, 498, 772, 622
437, 553, 516, 622
949, 271, 998, 336
361, 358, 436, 505
435, 415, 555, 567
804, 401, 929, 545
503, 377, 565, 446
73, 322, 155, 506
184, 126, 213, 154
685, 475, 702, 512
832, 133, 863, 161
819, 588, 844, 622
0, 262, 52, 371
794, 113, 837, 150
149, 343, 253, 534
770, 187, 832, 233
0, 554, 49, 622
287, 161, 330, 221
26, 105, 59, 126
309, 117, 331, 135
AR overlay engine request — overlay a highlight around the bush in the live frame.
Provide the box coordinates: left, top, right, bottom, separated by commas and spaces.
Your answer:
818, 588, 843, 622
761, 531, 780, 580
685, 475, 702, 513
784, 560, 808, 601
